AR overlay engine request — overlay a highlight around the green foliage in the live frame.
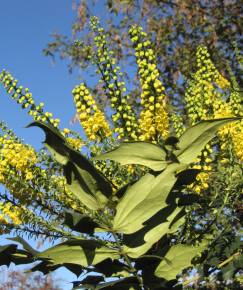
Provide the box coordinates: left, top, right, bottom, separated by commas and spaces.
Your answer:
1, 117, 241, 289
94, 142, 167, 171
27, 122, 112, 210
155, 243, 206, 280
175, 118, 241, 164
37, 240, 120, 267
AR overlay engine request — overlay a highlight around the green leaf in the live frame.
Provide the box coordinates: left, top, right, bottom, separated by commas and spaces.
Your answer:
123, 207, 184, 258
74, 277, 139, 290
155, 243, 207, 280
0, 244, 18, 266
64, 210, 99, 234
37, 239, 120, 267
10, 250, 34, 265
8, 236, 39, 255
27, 122, 112, 195
94, 259, 128, 277
9, 237, 116, 273
113, 163, 186, 234
72, 275, 104, 289
0, 244, 33, 266
27, 121, 112, 209
176, 118, 240, 164
64, 162, 104, 210
30, 261, 84, 276
94, 141, 167, 171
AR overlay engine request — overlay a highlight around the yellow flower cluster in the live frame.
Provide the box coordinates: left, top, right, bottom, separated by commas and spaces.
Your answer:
213, 100, 243, 161
213, 100, 233, 146
72, 83, 112, 141
90, 17, 138, 140
0, 202, 22, 225
196, 46, 230, 90
185, 46, 231, 125
129, 25, 169, 141
0, 137, 37, 181
231, 123, 243, 161
189, 172, 210, 194
185, 46, 225, 192
171, 113, 185, 138
0, 70, 60, 127
189, 145, 213, 194
61, 128, 84, 151
66, 137, 84, 151
185, 45, 243, 194
110, 89, 138, 141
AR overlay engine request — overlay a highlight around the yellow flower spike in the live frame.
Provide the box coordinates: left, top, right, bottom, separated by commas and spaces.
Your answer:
185, 46, 232, 126
213, 100, 243, 161
89, 17, 139, 140
129, 25, 169, 142
184, 45, 243, 192
72, 83, 112, 142
0, 70, 61, 128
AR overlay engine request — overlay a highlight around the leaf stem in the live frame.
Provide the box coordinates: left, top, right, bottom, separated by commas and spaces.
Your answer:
111, 231, 144, 289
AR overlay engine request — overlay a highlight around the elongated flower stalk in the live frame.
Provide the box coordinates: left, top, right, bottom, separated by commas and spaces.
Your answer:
90, 16, 138, 140
72, 83, 112, 142
0, 70, 60, 127
185, 46, 243, 194
129, 25, 169, 142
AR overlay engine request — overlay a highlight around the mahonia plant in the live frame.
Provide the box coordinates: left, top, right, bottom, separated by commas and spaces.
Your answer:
0, 17, 242, 289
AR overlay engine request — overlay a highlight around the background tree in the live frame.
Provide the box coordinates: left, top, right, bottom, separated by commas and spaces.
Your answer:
0, 268, 61, 290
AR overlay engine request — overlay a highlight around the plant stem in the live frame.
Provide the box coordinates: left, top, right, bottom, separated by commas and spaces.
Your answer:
218, 251, 240, 268
111, 231, 144, 289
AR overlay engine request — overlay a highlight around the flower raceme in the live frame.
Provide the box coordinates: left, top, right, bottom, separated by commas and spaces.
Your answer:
196, 46, 230, 90
184, 45, 243, 193
0, 70, 60, 127
72, 83, 112, 141
214, 101, 243, 162
72, 21, 170, 143
185, 46, 230, 125
90, 16, 138, 140
129, 25, 169, 142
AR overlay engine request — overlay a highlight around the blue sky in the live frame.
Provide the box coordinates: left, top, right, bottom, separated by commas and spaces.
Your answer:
0, 1, 102, 288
